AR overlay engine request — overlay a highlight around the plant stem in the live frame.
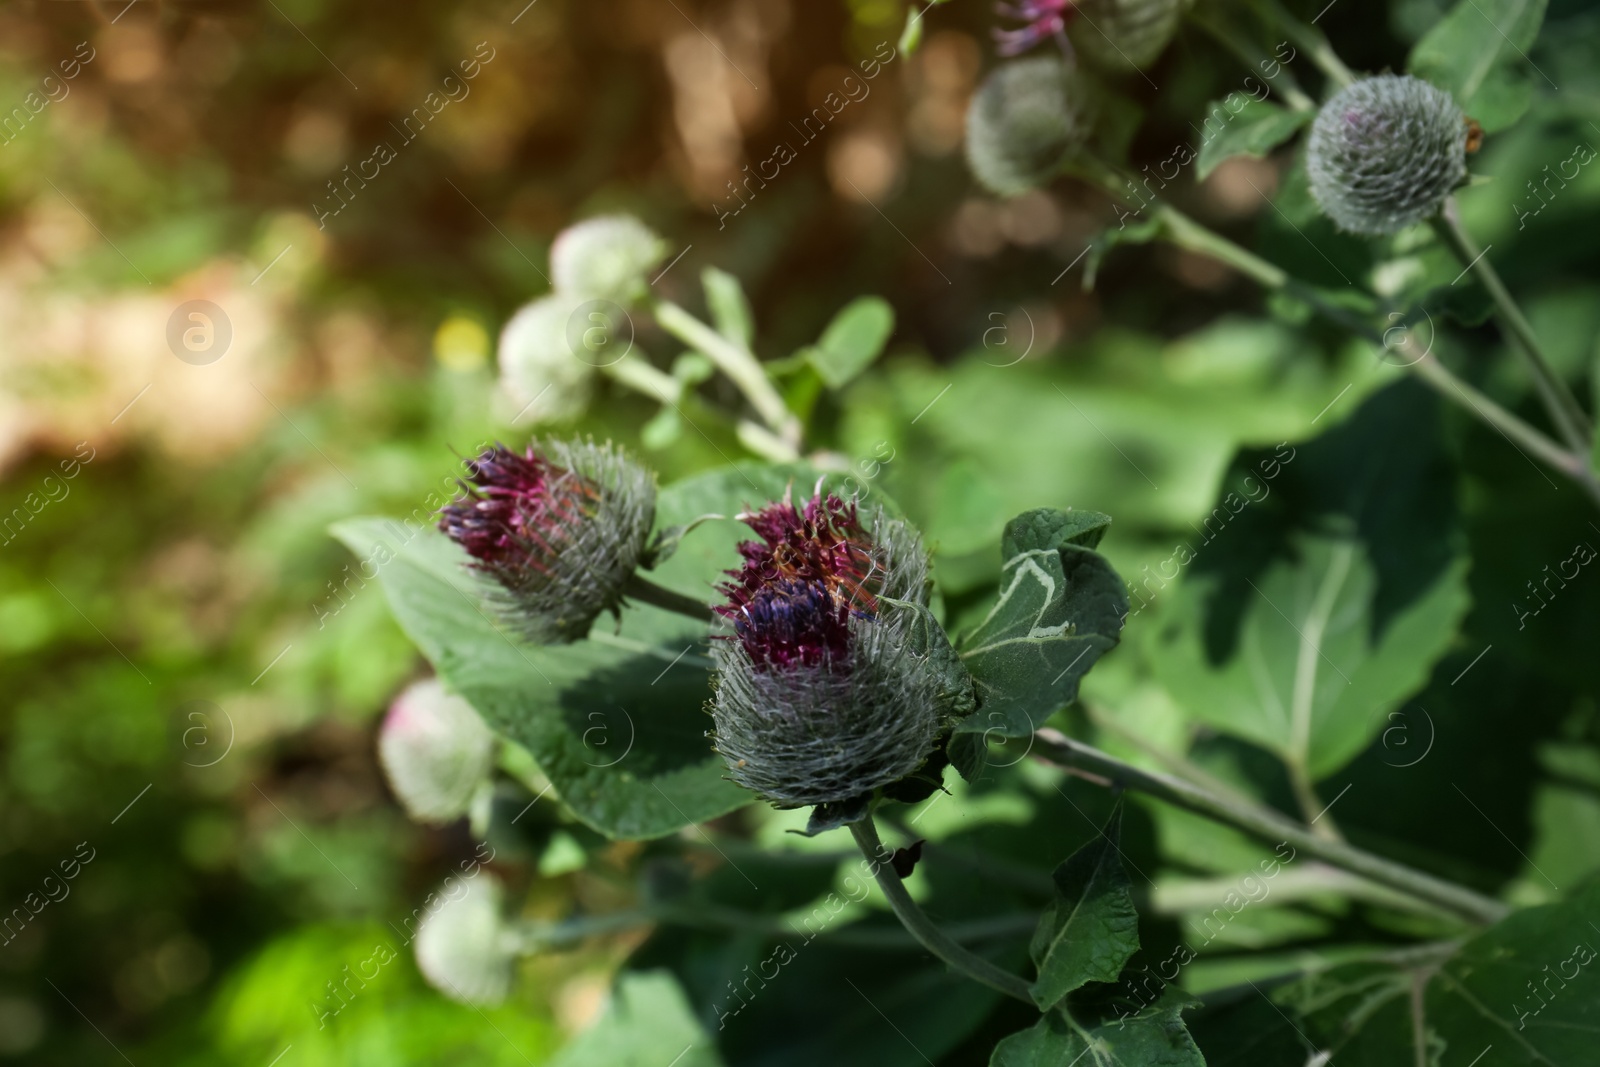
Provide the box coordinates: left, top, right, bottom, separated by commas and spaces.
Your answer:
1186, 7, 1316, 113
1110, 190, 1600, 507
653, 299, 803, 449
1258, 0, 1355, 87
621, 572, 715, 622
1156, 203, 1290, 288
849, 816, 1037, 1004
1431, 211, 1594, 456
601, 354, 683, 405
736, 419, 802, 463
600, 357, 800, 463
1028, 729, 1509, 926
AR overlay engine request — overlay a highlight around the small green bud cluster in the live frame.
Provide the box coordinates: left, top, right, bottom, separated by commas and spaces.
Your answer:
378, 678, 495, 824
966, 56, 1097, 197
498, 215, 667, 423
413, 873, 520, 1005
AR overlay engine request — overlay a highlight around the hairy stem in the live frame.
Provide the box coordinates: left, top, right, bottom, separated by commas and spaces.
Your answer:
1432, 211, 1594, 455
653, 299, 803, 449
1128, 193, 1600, 507
1029, 730, 1509, 926
621, 572, 716, 621
1258, 0, 1355, 87
1186, 7, 1316, 113
849, 816, 1036, 1003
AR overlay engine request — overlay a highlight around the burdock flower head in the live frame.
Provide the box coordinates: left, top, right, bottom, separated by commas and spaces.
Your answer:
710, 488, 961, 810
966, 56, 1097, 197
439, 438, 655, 644
1307, 74, 1469, 236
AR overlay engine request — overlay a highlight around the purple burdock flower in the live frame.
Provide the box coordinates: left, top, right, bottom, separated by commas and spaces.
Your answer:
438, 438, 655, 644
994, 0, 1076, 57
709, 488, 948, 809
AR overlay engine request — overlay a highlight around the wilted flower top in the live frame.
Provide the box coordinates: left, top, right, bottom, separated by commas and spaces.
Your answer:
439, 438, 655, 644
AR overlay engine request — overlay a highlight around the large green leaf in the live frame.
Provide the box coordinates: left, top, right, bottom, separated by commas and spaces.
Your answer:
1409, 0, 1550, 132
333, 463, 842, 839
1194, 879, 1600, 1065
1195, 98, 1313, 181
1150, 531, 1469, 779
549, 970, 724, 1067
955, 509, 1128, 739
1029, 802, 1140, 1010
992, 994, 1205, 1066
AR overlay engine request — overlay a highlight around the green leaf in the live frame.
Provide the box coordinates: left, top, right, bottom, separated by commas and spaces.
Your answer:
992, 994, 1205, 1066
1195, 97, 1312, 181
333, 463, 837, 840
898, 5, 924, 55
1150, 531, 1470, 779
1003, 506, 1115, 553
1409, 0, 1550, 132
550, 970, 724, 1067
1029, 801, 1140, 1010
701, 267, 754, 350
807, 297, 895, 389
954, 509, 1128, 739
1194, 879, 1600, 1066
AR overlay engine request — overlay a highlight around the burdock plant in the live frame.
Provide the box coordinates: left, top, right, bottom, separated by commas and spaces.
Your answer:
708, 489, 971, 817
966, 56, 1098, 196
1306, 74, 1468, 236
438, 438, 656, 643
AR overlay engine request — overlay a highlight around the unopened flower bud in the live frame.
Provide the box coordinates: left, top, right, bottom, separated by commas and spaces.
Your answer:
497, 294, 594, 425
1067, 0, 1184, 72
439, 439, 656, 644
379, 679, 496, 824
966, 57, 1096, 196
1307, 74, 1468, 236
414, 873, 519, 1006
710, 490, 955, 808
550, 215, 668, 306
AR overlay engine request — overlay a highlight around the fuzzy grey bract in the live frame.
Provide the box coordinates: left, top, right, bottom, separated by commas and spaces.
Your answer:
1307, 74, 1467, 236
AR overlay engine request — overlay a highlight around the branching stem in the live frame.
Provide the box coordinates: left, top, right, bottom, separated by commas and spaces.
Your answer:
1432, 210, 1593, 456
1028, 730, 1509, 926
653, 299, 803, 450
